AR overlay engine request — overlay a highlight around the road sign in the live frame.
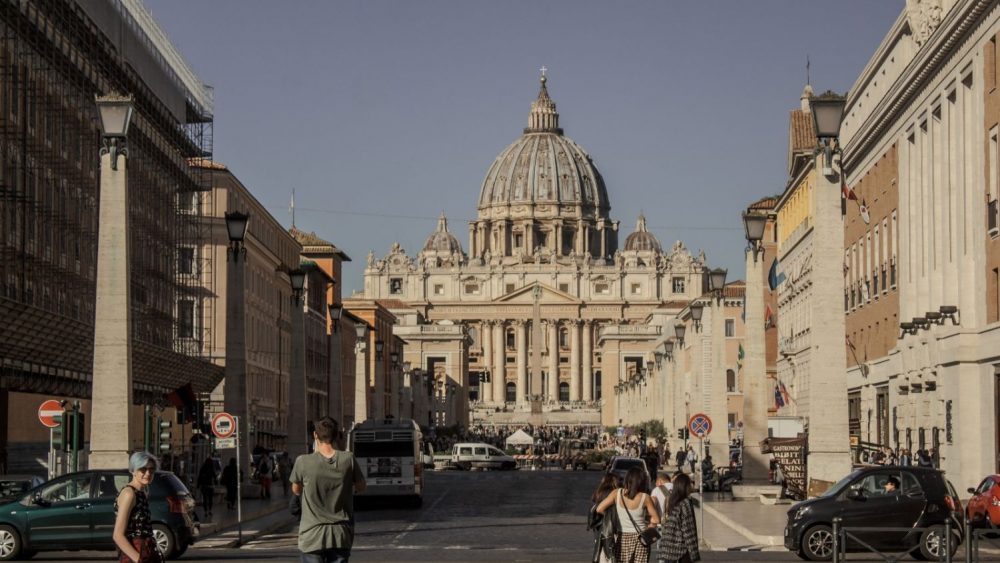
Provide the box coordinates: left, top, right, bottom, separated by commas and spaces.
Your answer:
688, 413, 713, 438
38, 400, 64, 428
212, 412, 236, 438
215, 437, 236, 449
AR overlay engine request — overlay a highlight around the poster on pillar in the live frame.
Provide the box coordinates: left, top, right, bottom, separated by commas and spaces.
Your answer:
761, 435, 807, 501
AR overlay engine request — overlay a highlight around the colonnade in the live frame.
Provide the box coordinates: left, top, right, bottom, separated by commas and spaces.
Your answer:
478, 319, 597, 405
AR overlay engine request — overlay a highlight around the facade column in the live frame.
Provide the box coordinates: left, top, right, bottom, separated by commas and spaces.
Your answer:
555, 221, 563, 255
599, 223, 607, 258
354, 338, 368, 424
582, 321, 593, 401
481, 322, 494, 403
469, 223, 476, 258
742, 249, 769, 481
708, 302, 729, 464
576, 220, 585, 254
493, 322, 506, 403
570, 320, 582, 401
547, 321, 559, 401
89, 150, 134, 469
515, 320, 528, 405
583, 225, 591, 255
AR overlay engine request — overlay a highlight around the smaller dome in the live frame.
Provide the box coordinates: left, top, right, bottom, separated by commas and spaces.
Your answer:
623, 214, 661, 252
423, 213, 463, 254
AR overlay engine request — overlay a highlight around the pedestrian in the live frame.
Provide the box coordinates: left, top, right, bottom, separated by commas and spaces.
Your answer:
650, 471, 673, 518
685, 444, 698, 476
589, 473, 622, 563
112, 451, 163, 563
899, 448, 912, 466
595, 467, 660, 563
916, 449, 934, 468
277, 454, 291, 497
657, 473, 700, 563
196, 457, 216, 518
258, 454, 272, 500
221, 458, 239, 510
675, 448, 686, 474
291, 416, 366, 563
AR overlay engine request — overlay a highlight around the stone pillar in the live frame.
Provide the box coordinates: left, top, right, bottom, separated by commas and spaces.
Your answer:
469, 223, 476, 258
806, 152, 852, 485
547, 321, 559, 401
493, 323, 506, 403
372, 342, 384, 420
288, 296, 307, 458
515, 321, 527, 405
576, 220, 585, 254
89, 150, 134, 469
570, 320, 581, 401
329, 321, 343, 427
482, 322, 494, 403
742, 250, 769, 481
354, 340, 368, 424
582, 321, 593, 401
599, 223, 607, 258
708, 302, 729, 464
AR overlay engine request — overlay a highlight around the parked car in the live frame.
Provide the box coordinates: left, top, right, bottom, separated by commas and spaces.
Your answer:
0, 476, 45, 505
784, 466, 962, 561
605, 456, 650, 486
966, 474, 1000, 528
0, 469, 198, 561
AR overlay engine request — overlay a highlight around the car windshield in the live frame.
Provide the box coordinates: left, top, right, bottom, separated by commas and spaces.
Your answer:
821, 469, 864, 497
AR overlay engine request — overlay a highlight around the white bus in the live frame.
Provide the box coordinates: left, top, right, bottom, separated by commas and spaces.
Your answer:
348, 418, 426, 507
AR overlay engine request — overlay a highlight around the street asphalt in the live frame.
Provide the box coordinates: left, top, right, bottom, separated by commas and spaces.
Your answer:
27, 470, 1000, 561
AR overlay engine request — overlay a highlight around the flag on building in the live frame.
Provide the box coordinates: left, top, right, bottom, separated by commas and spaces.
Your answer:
774, 384, 785, 408
860, 199, 871, 224
768, 258, 787, 292
165, 382, 197, 424
779, 381, 793, 405
737, 343, 745, 371
842, 179, 858, 201
764, 304, 774, 329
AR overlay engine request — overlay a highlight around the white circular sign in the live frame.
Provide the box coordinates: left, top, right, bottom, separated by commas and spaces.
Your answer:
211, 412, 236, 439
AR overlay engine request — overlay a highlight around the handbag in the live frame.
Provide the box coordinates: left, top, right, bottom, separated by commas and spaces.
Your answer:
622, 490, 661, 548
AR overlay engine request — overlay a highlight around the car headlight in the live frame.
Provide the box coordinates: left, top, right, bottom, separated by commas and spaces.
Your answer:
793, 506, 811, 520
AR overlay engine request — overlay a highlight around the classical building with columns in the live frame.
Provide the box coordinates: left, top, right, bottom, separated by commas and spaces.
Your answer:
362, 74, 709, 427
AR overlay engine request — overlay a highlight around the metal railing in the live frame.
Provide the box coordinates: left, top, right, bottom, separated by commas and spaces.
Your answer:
832, 516, 955, 562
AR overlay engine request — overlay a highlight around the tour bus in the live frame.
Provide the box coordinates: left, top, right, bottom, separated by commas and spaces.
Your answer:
348, 417, 427, 507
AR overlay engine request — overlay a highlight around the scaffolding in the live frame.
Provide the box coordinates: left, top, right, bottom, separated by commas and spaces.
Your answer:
0, 0, 220, 402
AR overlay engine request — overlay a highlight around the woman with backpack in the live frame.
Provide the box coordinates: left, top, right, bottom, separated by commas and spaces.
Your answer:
657, 473, 700, 563
594, 467, 660, 563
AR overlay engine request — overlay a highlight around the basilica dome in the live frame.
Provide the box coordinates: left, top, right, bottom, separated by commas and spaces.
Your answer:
477, 75, 610, 216
422, 213, 463, 254
623, 214, 661, 252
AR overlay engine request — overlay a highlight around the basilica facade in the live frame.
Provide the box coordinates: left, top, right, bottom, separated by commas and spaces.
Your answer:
362, 75, 710, 427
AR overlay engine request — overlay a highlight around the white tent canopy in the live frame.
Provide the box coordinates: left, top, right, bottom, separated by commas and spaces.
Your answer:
505, 429, 534, 447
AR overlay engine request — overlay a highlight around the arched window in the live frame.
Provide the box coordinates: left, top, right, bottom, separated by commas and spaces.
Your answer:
505, 382, 516, 403
726, 369, 736, 393
559, 381, 570, 402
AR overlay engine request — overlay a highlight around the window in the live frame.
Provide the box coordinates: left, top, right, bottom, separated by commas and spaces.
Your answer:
37, 475, 92, 504
595, 283, 610, 295
178, 300, 195, 338
559, 283, 569, 293
725, 319, 735, 337
433, 284, 445, 295
991, 127, 999, 233
464, 283, 479, 295
728, 413, 736, 430
559, 381, 570, 402
631, 283, 641, 295
505, 283, 515, 294
390, 278, 403, 294
559, 328, 569, 349
505, 382, 516, 403
506, 330, 515, 349
726, 369, 736, 392
178, 247, 194, 275
672, 277, 685, 294
97, 474, 129, 498
514, 233, 524, 248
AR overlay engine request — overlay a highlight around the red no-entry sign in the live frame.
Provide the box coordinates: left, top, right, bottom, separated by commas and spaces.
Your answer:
38, 400, 64, 428
212, 412, 236, 439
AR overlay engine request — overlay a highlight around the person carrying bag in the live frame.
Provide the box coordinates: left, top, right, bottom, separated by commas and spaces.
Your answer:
595, 467, 660, 563
656, 473, 700, 563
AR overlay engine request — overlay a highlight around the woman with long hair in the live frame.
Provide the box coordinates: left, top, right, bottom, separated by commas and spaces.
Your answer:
590, 473, 622, 563
595, 467, 660, 563
658, 472, 700, 563
112, 451, 163, 563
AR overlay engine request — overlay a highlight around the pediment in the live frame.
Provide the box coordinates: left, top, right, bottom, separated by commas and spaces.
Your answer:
495, 282, 580, 304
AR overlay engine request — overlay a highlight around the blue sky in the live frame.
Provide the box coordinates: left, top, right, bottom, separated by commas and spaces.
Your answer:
146, 0, 903, 294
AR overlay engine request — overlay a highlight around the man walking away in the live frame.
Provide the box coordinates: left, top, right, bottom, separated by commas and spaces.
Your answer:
675, 448, 686, 474
291, 417, 366, 563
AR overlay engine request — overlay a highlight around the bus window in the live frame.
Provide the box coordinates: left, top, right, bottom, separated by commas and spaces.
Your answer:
353, 441, 414, 458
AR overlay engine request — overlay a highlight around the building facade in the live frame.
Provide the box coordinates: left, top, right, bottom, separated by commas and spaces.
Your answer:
362, 75, 710, 428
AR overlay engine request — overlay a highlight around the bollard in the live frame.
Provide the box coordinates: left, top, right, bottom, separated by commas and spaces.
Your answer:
944, 518, 951, 563
832, 517, 841, 563
965, 517, 972, 563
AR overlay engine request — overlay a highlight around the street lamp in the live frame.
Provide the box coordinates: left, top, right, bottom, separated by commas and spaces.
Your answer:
375, 340, 384, 360
664, 340, 675, 361
355, 322, 370, 343
709, 268, 728, 298
88, 91, 136, 469
390, 351, 400, 366
809, 90, 847, 175
674, 323, 686, 346
95, 92, 134, 170
328, 303, 343, 333
289, 269, 306, 301
288, 266, 308, 457
743, 211, 768, 262
224, 211, 249, 260
690, 302, 704, 331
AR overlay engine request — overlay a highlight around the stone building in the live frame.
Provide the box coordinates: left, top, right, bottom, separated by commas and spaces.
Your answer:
362, 74, 710, 427
840, 0, 1000, 490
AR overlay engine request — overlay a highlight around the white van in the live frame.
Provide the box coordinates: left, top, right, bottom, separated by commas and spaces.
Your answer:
450, 442, 517, 471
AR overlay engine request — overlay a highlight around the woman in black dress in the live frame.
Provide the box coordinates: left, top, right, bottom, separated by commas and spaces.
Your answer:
197, 457, 216, 518
221, 457, 239, 510
112, 451, 162, 563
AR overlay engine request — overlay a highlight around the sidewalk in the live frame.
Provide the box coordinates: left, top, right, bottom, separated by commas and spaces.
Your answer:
195, 492, 295, 548
695, 493, 787, 552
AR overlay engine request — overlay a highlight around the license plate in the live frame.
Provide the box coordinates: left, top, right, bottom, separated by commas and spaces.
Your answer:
376, 478, 392, 484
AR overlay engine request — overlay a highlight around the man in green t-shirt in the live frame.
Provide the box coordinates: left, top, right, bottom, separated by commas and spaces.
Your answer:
291, 417, 366, 562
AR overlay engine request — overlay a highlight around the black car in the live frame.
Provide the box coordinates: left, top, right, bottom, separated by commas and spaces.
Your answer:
784, 466, 962, 561
0, 469, 198, 561
606, 457, 651, 486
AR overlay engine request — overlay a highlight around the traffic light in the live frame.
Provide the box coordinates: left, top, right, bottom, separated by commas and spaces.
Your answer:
158, 419, 172, 453
68, 412, 85, 454
52, 413, 65, 451
677, 428, 684, 440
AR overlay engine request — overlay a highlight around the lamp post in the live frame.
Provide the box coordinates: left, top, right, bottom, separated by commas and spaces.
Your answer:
288, 268, 308, 458
742, 210, 771, 482
327, 302, 344, 426
805, 90, 852, 484
89, 93, 135, 469
353, 322, 370, 425
707, 267, 728, 464
219, 210, 251, 464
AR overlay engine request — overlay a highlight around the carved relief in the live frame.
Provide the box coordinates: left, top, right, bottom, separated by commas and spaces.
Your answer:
907, 0, 943, 46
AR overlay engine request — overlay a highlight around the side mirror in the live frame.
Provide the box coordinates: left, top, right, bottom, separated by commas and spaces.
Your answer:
846, 488, 865, 501
968, 487, 978, 495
